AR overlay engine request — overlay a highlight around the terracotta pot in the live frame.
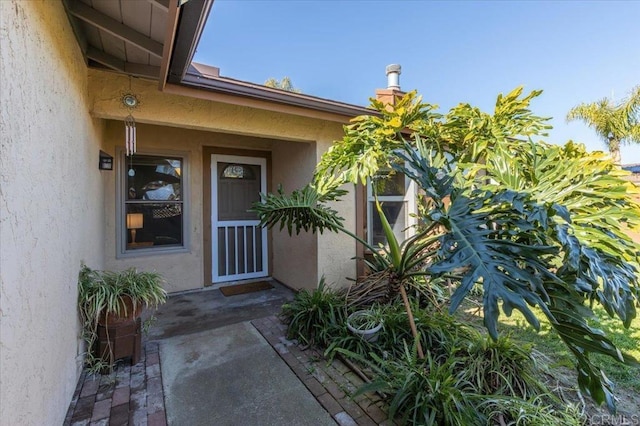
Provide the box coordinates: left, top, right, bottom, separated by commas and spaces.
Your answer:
98, 296, 143, 326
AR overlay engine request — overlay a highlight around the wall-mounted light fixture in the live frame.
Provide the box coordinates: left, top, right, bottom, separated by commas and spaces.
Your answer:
99, 150, 113, 170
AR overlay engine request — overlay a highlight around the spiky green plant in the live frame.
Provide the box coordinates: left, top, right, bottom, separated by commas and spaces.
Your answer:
253, 87, 640, 411
279, 277, 346, 346
458, 334, 544, 399
354, 344, 482, 426
478, 395, 585, 426
78, 264, 166, 371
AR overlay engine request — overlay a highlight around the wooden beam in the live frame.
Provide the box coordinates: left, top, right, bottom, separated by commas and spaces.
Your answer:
124, 63, 160, 80
87, 46, 123, 71
167, 0, 213, 84
158, 0, 181, 90
147, 0, 170, 12
87, 47, 159, 80
67, 0, 164, 58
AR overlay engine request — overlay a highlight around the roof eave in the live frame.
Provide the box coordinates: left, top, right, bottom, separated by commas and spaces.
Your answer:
163, 0, 376, 121
166, 0, 214, 85
180, 67, 374, 119
158, 0, 182, 89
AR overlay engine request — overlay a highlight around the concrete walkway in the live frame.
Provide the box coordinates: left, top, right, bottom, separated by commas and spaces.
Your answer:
160, 321, 335, 426
64, 282, 395, 425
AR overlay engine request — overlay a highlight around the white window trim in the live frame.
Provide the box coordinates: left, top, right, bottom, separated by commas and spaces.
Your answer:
116, 148, 190, 258
366, 171, 417, 246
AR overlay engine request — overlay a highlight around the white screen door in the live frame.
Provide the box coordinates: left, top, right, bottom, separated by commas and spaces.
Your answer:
212, 155, 268, 283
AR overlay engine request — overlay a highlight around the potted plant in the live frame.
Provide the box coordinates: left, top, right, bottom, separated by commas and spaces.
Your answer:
346, 306, 384, 342
78, 264, 167, 370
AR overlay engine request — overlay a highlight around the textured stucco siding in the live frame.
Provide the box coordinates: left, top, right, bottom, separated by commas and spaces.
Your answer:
102, 122, 204, 293
270, 139, 319, 290
0, 1, 104, 425
101, 114, 354, 293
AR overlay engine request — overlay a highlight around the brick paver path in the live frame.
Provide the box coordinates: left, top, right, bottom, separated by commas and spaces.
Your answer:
252, 316, 396, 426
64, 317, 395, 425
64, 342, 166, 426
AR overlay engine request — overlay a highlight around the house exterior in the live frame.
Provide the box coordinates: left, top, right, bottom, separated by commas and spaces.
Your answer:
0, 1, 409, 424
622, 163, 640, 184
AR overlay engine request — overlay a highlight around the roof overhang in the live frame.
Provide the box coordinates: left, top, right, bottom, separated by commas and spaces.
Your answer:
64, 0, 374, 122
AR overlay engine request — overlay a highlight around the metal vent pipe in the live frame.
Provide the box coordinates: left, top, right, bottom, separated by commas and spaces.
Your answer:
386, 64, 401, 90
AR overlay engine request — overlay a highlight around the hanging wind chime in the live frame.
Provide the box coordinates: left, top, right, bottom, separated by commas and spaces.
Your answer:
122, 93, 139, 156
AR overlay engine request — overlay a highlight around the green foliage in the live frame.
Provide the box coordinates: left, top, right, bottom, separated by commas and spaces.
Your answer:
256, 86, 640, 411
77, 264, 166, 371
323, 321, 374, 361
315, 91, 439, 185
478, 395, 584, 426
458, 334, 544, 399
264, 76, 301, 93
393, 96, 640, 412
279, 278, 346, 346
360, 346, 481, 426
567, 85, 640, 163
78, 264, 166, 327
287, 292, 575, 424
438, 87, 553, 164
368, 198, 441, 289
344, 317, 559, 425
251, 184, 347, 235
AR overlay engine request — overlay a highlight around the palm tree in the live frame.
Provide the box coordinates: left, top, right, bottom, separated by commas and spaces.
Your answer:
566, 86, 640, 164
264, 76, 301, 93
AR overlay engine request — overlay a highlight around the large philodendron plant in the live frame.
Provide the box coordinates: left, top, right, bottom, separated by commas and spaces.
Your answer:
251, 88, 640, 412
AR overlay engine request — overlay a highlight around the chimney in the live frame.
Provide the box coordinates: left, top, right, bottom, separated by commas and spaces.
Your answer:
375, 64, 405, 107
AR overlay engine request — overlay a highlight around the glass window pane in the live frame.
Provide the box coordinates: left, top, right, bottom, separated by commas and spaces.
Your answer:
372, 171, 404, 196
370, 201, 406, 246
221, 163, 256, 180
125, 203, 183, 249
127, 155, 182, 201
217, 163, 261, 221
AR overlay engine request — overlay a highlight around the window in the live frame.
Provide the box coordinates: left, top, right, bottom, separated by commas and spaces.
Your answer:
221, 164, 256, 180
119, 152, 188, 255
367, 170, 416, 246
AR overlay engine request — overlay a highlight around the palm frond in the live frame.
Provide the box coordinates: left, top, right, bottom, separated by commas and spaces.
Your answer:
251, 184, 347, 235
567, 85, 640, 152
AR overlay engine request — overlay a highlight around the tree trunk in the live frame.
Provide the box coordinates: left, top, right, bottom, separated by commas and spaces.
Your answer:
399, 285, 425, 359
609, 138, 621, 165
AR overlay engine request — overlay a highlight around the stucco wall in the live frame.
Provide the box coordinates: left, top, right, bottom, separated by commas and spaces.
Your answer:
89, 70, 343, 143
0, 1, 104, 425
102, 121, 350, 292
92, 71, 359, 293
317, 186, 358, 288
271, 140, 319, 290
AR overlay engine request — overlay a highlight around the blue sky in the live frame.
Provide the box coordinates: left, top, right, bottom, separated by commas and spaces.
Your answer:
194, 0, 640, 164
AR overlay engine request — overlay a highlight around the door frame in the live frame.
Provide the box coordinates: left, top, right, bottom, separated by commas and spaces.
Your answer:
211, 154, 268, 284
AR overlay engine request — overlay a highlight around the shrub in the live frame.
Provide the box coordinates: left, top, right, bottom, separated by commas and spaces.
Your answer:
359, 344, 482, 426
458, 333, 544, 399
279, 278, 345, 346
